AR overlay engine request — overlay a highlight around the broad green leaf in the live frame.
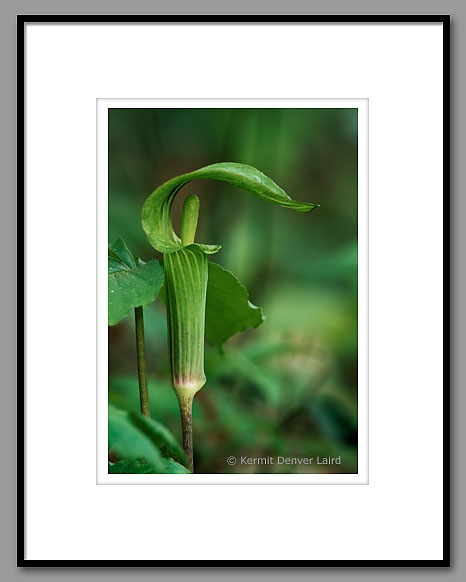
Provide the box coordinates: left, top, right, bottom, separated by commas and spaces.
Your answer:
128, 411, 187, 465
108, 246, 131, 274
109, 237, 136, 269
142, 162, 318, 254
108, 237, 164, 325
108, 405, 165, 472
206, 262, 264, 348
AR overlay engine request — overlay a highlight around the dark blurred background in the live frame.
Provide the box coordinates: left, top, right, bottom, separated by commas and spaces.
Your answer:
108, 107, 358, 474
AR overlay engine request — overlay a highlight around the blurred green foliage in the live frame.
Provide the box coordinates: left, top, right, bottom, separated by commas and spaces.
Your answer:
109, 108, 358, 474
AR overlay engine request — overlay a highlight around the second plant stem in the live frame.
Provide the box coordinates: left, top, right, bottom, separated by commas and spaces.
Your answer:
135, 306, 151, 418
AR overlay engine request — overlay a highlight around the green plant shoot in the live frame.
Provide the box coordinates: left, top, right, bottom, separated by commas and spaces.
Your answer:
141, 162, 318, 472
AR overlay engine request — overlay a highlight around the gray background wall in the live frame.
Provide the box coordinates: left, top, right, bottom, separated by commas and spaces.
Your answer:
2, 1, 462, 581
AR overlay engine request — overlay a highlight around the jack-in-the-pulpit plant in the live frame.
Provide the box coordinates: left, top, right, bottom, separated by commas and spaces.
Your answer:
140, 163, 319, 472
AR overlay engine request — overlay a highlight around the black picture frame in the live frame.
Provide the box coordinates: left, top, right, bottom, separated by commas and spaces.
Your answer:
17, 14, 451, 568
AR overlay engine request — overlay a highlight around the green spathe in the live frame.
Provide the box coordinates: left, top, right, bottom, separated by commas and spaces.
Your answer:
163, 244, 208, 395
142, 162, 318, 255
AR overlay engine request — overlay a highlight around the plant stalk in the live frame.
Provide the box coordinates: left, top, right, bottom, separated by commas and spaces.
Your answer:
135, 306, 151, 418
177, 392, 194, 473
165, 194, 203, 473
